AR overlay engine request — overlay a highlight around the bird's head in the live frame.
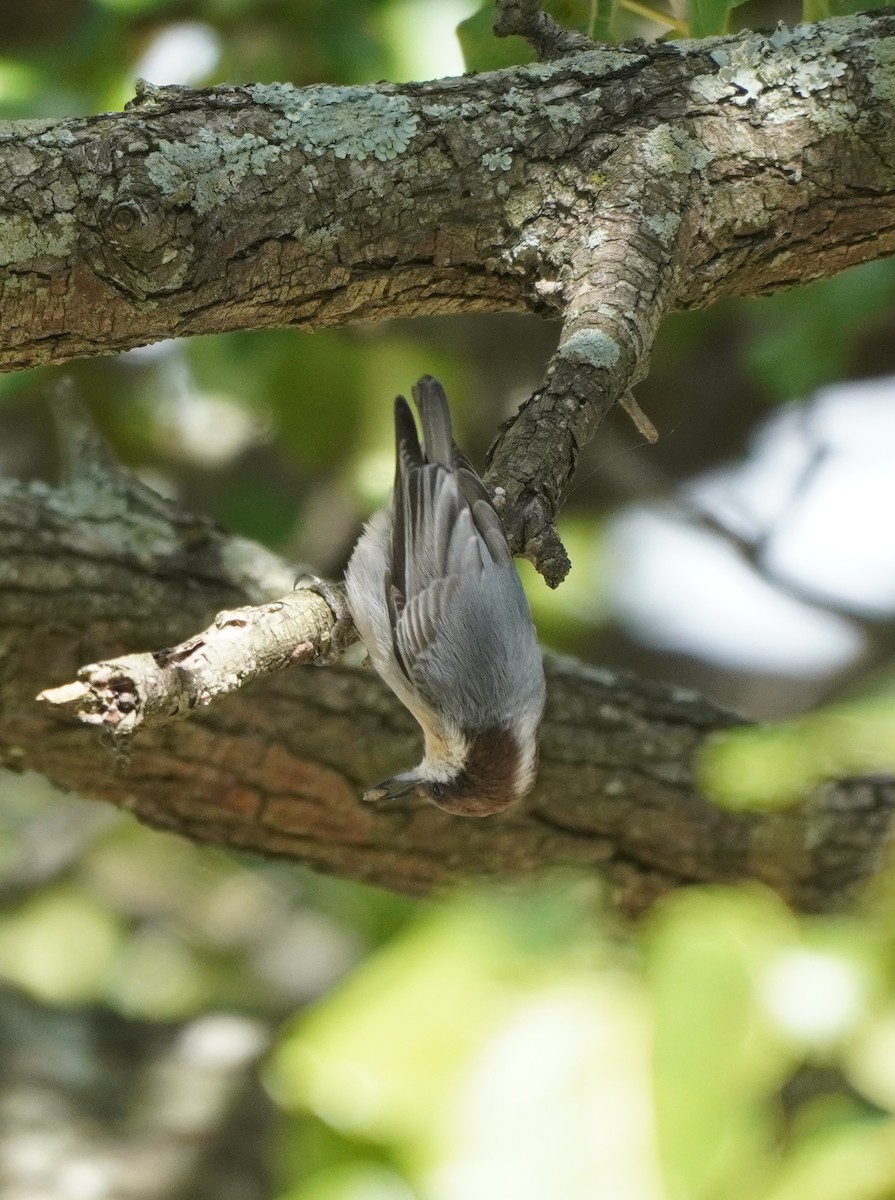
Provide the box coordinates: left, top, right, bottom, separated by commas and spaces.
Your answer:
362, 726, 537, 817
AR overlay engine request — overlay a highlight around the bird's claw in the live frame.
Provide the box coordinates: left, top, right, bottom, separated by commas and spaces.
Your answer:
294, 574, 354, 664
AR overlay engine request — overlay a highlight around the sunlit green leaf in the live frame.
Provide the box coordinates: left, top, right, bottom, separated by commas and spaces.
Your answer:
266, 898, 552, 1139
700, 699, 895, 810
521, 515, 610, 650
802, 0, 831, 20
104, 927, 213, 1019
761, 1118, 895, 1200
276, 1161, 415, 1200
0, 58, 39, 106
0, 888, 123, 1005
644, 888, 798, 1200
267, 883, 665, 1198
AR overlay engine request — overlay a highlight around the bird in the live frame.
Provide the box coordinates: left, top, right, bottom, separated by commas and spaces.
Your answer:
345, 375, 546, 817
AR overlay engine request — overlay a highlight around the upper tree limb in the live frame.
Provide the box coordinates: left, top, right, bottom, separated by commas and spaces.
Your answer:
3, 12, 895, 579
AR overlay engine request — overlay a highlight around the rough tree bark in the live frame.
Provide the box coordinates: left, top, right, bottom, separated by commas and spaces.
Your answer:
2, 10, 895, 577
2, 9, 895, 914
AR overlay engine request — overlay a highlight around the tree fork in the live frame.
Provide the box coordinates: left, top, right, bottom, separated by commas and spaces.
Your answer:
1, 13, 895, 577
3, 13, 895, 909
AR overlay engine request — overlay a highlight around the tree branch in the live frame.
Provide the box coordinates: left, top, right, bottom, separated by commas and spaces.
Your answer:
4, 16, 895, 913
4, 474, 893, 917
1, 14, 894, 579
493, 0, 596, 60
37, 586, 355, 740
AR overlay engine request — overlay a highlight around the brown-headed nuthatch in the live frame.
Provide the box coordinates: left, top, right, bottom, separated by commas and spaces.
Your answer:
345, 376, 546, 817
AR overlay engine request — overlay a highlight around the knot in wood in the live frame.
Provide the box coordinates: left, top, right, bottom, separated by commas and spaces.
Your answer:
106, 197, 150, 243
90, 191, 190, 297
864, 106, 888, 135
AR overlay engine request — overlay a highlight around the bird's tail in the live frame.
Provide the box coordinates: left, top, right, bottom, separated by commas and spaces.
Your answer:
412, 375, 454, 467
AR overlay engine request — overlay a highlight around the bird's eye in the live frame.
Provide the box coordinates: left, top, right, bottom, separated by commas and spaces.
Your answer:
429, 782, 446, 800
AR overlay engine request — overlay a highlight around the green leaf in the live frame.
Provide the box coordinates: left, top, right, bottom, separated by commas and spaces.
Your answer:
743, 260, 895, 401
700, 696, 895, 811
760, 1119, 895, 1200
588, 0, 619, 41
816, 0, 892, 14
802, 0, 831, 21
644, 889, 799, 1200
0, 888, 123, 1005
685, 0, 752, 38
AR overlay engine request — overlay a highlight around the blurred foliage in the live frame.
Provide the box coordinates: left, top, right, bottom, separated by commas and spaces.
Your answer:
264, 876, 895, 1199
6, 773, 895, 1198
0, 773, 417, 1022
741, 262, 895, 404
685, 0, 751, 38
701, 693, 895, 810
3, 1, 895, 1198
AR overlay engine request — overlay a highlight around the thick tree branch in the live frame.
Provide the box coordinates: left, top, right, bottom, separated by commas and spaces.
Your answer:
3, 475, 893, 916
487, 164, 687, 580
1, 13, 894, 578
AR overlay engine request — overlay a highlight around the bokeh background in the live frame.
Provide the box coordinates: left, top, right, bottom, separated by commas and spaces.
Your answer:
3, 1, 895, 1197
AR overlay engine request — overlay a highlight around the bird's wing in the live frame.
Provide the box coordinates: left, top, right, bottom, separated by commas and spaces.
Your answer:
393, 465, 484, 674
389, 395, 423, 624
413, 376, 512, 569
389, 384, 515, 681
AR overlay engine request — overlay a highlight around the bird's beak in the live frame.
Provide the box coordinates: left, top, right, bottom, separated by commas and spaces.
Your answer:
362, 773, 420, 804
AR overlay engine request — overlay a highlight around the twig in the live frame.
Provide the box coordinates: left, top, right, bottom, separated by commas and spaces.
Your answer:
37, 587, 356, 742
493, 0, 595, 60
619, 391, 659, 443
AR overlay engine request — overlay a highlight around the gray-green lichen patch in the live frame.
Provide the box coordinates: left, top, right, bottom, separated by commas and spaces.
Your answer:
642, 125, 711, 174
561, 328, 621, 369
692, 20, 853, 110
248, 82, 419, 162
146, 129, 280, 216
0, 118, 58, 138
545, 102, 583, 128
501, 89, 587, 126
644, 209, 682, 240
419, 97, 489, 124
507, 228, 542, 267
0, 211, 76, 265
41, 126, 78, 146
45, 477, 184, 559
503, 88, 536, 114
526, 48, 644, 78
867, 37, 895, 105
145, 83, 420, 213
4, 145, 40, 177
482, 148, 513, 172
298, 220, 345, 252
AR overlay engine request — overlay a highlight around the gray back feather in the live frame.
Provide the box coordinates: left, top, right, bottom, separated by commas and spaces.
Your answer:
391, 378, 541, 723
347, 376, 544, 748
